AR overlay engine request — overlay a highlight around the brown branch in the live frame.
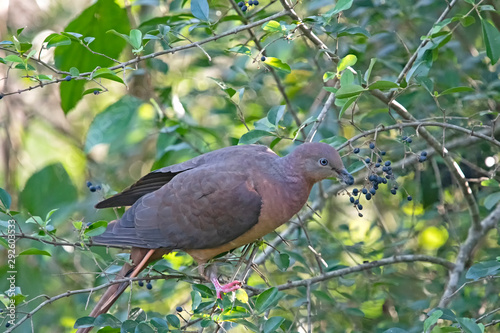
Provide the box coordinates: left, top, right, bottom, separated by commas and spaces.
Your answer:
438, 203, 500, 308
249, 254, 454, 296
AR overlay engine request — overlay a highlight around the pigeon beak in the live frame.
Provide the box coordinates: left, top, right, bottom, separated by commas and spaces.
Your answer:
337, 168, 354, 185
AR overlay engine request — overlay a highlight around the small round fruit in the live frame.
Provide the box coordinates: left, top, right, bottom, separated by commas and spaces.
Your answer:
89, 186, 97, 192
261, 56, 266, 61
353, 148, 360, 154
65, 75, 72, 81
241, 5, 248, 11
238, 1, 245, 6
146, 282, 153, 290
369, 143, 375, 149
407, 195, 413, 201
138, 280, 144, 287
176, 306, 183, 312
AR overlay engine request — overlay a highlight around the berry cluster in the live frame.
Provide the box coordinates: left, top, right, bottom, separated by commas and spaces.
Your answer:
349, 141, 414, 216
86, 181, 101, 192
402, 135, 413, 144
238, 0, 260, 12
418, 151, 428, 163
138, 280, 153, 290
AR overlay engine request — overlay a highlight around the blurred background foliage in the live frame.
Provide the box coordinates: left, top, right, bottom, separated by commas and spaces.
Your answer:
0, 0, 500, 332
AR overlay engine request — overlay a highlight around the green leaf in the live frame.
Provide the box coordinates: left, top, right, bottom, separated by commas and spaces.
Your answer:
191, 0, 209, 21
227, 45, 251, 55
334, 84, 365, 99
484, 192, 500, 210
340, 70, 354, 86
457, 317, 484, 333
466, 260, 500, 280
20, 163, 77, 217
69, 67, 80, 77
274, 253, 290, 271
0, 188, 11, 209
85, 220, 108, 237
338, 96, 357, 119
107, 29, 130, 44
262, 20, 283, 33
94, 314, 121, 328
74, 316, 96, 328
4, 55, 24, 63
0, 238, 9, 249
423, 309, 442, 332
150, 317, 168, 329
46, 34, 71, 49
416, 77, 434, 94
368, 80, 400, 91
406, 50, 433, 82
347, 161, 365, 174
325, 0, 353, 17
191, 290, 202, 311
267, 105, 286, 127
263, 316, 285, 333
337, 54, 357, 73
26, 216, 44, 225
55, 0, 130, 113
481, 179, 499, 187
129, 29, 142, 49
192, 284, 215, 298
84, 95, 147, 153
239, 130, 274, 145
19, 248, 52, 256
481, 19, 500, 65
92, 68, 124, 83
364, 58, 377, 83
255, 287, 280, 313
461, 16, 475, 27
220, 307, 251, 320
323, 71, 336, 82
321, 136, 348, 149
135, 323, 155, 333
165, 314, 180, 328
438, 86, 475, 96
263, 57, 291, 73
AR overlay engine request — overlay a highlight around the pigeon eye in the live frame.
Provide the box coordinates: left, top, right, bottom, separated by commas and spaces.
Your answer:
319, 158, 329, 166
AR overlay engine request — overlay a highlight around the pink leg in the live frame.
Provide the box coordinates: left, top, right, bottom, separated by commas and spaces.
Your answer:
210, 277, 242, 299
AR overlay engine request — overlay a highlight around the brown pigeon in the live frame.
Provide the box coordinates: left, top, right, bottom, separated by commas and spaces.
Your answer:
78, 142, 352, 332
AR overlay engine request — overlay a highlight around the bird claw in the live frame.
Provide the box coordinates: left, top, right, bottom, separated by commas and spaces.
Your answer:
210, 277, 242, 299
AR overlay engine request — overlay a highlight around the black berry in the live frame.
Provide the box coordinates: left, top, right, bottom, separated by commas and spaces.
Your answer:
147, 282, 153, 290
93, 90, 99, 95
138, 280, 144, 287
0, 94, 4, 99
353, 148, 360, 154
380, 151, 386, 156
176, 306, 183, 312
384, 161, 391, 166
6, 323, 10, 327
402, 136, 408, 141
352, 188, 359, 195
375, 163, 380, 168
89, 186, 97, 192
369, 143, 375, 149
365, 193, 371, 200
407, 138, 412, 143
407, 195, 413, 201
95, 185, 102, 190
390, 189, 397, 195
358, 213, 363, 217
362, 188, 368, 194
365, 158, 371, 163
65, 75, 72, 81
350, 196, 355, 203
238, 1, 245, 6
254, 0, 259, 4
419, 156, 427, 163
86, 181, 92, 187
357, 204, 363, 210
369, 188, 376, 195
241, 5, 248, 11
261, 56, 266, 61
421, 151, 428, 156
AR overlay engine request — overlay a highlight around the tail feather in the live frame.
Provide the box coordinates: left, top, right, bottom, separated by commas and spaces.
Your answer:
76, 248, 164, 333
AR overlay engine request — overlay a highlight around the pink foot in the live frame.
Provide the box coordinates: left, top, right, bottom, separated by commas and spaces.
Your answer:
210, 277, 242, 299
